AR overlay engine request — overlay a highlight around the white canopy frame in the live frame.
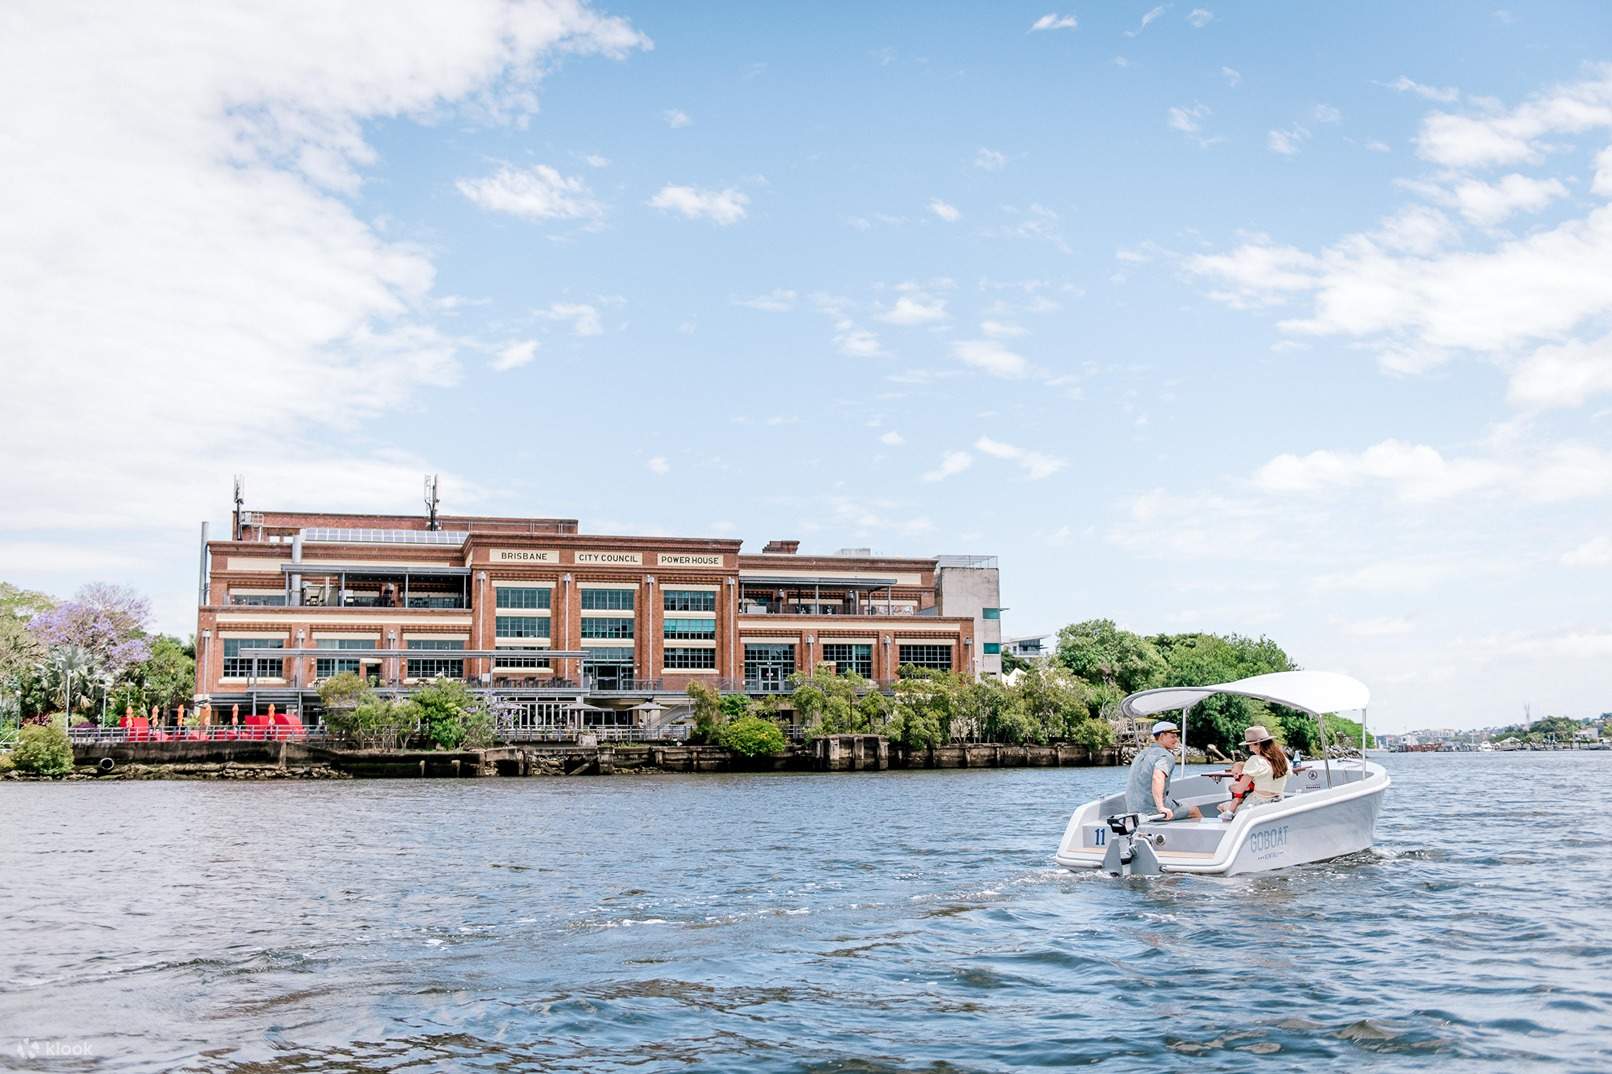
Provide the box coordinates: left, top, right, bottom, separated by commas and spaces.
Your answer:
1120, 671, 1371, 789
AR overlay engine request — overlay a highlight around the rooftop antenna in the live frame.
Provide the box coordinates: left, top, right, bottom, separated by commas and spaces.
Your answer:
232, 475, 245, 540
424, 474, 440, 531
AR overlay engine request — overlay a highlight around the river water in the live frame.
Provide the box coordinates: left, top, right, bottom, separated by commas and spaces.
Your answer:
2, 753, 1609, 1072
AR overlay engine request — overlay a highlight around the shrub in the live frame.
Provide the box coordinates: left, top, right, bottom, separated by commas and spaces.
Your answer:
687, 681, 725, 744
317, 671, 370, 712
412, 679, 490, 750
1067, 717, 1116, 752
717, 715, 786, 758
13, 720, 74, 776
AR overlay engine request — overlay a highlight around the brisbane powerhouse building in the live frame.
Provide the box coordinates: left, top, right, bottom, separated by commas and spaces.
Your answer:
194, 502, 1003, 723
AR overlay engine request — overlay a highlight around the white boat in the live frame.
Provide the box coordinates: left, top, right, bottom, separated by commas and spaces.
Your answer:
1054, 671, 1390, 876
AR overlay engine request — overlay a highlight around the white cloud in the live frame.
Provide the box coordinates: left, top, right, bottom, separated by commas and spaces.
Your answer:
929, 198, 961, 222
1404, 172, 1569, 226
1126, 6, 1166, 36
492, 339, 539, 372
584, 153, 610, 168
974, 147, 1008, 171
1187, 8, 1213, 28
879, 431, 906, 446
456, 164, 605, 223
663, 109, 692, 128
1029, 13, 1078, 32
1594, 146, 1612, 196
1313, 103, 1343, 124
1255, 439, 1512, 501
1364, 139, 1391, 153
1268, 125, 1310, 155
735, 289, 798, 312
953, 339, 1030, 379
1382, 76, 1460, 104
0, 0, 647, 559
1561, 535, 1612, 567
973, 436, 1066, 480
1314, 558, 1477, 594
922, 451, 973, 482
1189, 192, 1612, 390
1169, 103, 1211, 135
1340, 616, 1415, 638
1415, 68, 1612, 168
878, 293, 949, 325
538, 302, 604, 336
648, 184, 749, 225
1509, 333, 1612, 409
980, 319, 1026, 338
647, 456, 670, 475
1220, 66, 1241, 87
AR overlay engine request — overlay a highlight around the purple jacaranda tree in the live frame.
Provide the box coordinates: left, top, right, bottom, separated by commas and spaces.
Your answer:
28, 583, 151, 717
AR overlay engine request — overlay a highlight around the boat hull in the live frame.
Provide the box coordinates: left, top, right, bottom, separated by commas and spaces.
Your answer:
1054, 760, 1390, 876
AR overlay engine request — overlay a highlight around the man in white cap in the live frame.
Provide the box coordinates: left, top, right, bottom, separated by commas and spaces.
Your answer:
1124, 720, 1201, 821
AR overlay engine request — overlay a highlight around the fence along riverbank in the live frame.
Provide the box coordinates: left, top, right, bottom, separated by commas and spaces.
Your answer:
27, 735, 1125, 779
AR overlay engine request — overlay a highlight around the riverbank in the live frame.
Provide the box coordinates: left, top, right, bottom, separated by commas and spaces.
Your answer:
0, 736, 1127, 780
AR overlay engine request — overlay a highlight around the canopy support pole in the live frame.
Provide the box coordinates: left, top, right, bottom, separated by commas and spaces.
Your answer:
1180, 702, 1190, 770
1317, 709, 1333, 788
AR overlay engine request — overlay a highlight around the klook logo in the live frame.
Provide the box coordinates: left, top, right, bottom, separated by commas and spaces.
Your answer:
15, 1037, 94, 1059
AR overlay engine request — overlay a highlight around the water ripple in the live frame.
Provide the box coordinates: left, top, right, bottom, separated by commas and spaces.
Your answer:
1, 755, 1610, 1072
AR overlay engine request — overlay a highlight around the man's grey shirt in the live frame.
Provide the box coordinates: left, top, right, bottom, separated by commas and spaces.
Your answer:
1124, 743, 1176, 814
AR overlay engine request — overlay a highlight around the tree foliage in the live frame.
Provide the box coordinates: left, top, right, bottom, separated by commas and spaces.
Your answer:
13, 719, 74, 776
1055, 619, 1165, 694
412, 679, 492, 749
716, 715, 786, 758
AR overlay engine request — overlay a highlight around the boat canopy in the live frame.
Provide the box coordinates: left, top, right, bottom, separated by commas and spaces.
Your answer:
1120, 670, 1370, 719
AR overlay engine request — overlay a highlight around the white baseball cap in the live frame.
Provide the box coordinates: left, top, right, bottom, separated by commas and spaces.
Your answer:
1150, 721, 1180, 736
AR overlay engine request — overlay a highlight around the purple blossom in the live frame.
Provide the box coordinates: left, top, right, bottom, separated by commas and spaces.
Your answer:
28, 583, 152, 678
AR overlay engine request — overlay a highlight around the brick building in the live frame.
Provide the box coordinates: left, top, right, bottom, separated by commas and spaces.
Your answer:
194, 503, 1002, 726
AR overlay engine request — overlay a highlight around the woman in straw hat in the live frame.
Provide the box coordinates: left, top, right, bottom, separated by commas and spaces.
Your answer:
1218, 724, 1290, 819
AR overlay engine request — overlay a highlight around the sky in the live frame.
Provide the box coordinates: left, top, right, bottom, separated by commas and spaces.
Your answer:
3, 1, 1611, 732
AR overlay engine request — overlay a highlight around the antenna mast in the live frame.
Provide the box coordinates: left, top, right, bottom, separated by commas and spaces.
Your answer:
424, 474, 440, 531
232, 475, 245, 540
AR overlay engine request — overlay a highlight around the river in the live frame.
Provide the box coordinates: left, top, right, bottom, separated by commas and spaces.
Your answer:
2, 752, 1609, 1072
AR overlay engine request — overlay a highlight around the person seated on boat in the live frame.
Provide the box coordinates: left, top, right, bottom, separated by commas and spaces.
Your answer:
1218, 725, 1290, 819
1125, 721, 1202, 822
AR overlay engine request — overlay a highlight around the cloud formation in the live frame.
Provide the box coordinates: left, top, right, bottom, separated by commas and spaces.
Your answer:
648, 184, 750, 224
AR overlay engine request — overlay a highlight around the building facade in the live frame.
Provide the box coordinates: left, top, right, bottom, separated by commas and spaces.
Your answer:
194, 507, 1000, 716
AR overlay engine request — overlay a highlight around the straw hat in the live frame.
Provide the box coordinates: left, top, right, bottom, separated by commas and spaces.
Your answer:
1243, 724, 1274, 746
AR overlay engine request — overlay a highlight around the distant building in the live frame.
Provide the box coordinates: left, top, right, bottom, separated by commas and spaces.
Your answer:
1004, 633, 1054, 662
193, 502, 1002, 726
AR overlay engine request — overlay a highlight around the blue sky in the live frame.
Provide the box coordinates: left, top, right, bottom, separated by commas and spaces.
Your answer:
5, 2, 1611, 731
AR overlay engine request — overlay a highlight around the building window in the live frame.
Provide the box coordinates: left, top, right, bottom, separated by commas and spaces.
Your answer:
663, 589, 716, 612
898, 644, 953, 671
495, 616, 551, 639
494, 650, 550, 670
982, 607, 1002, 620
580, 617, 634, 639
315, 638, 370, 679
222, 638, 283, 678
982, 642, 1002, 655
496, 587, 551, 610
407, 639, 464, 679
583, 646, 636, 689
663, 647, 717, 669
821, 643, 872, 677
663, 618, 716, 640
744, 643, 796, 693
229, 593, 287, 606
581, 589, 635, 611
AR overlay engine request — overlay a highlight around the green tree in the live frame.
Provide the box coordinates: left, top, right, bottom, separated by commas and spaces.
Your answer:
316, 670, 371, 713
326, 695, 419, 750
716, 715, 787, 758
105, 635, 195, 723
13, 719, 74, 776
889, 668, 959, 749
411, 679, 490, 749
1055, 619, 1166, 695
1013, 664, 1092, 742
1148, 632, 1295, 754
687, 681, 726, 744
0, 582, 54, 724
791, 666, 874, 738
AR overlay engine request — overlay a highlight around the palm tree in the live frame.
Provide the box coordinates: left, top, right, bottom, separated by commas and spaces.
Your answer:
46, 644, 98, 723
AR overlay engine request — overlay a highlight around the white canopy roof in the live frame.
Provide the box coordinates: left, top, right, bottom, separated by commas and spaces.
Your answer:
1120, 670, 1370, 718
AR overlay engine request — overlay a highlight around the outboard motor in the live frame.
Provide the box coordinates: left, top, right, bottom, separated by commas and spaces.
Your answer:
1101, 812, 1165, 877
